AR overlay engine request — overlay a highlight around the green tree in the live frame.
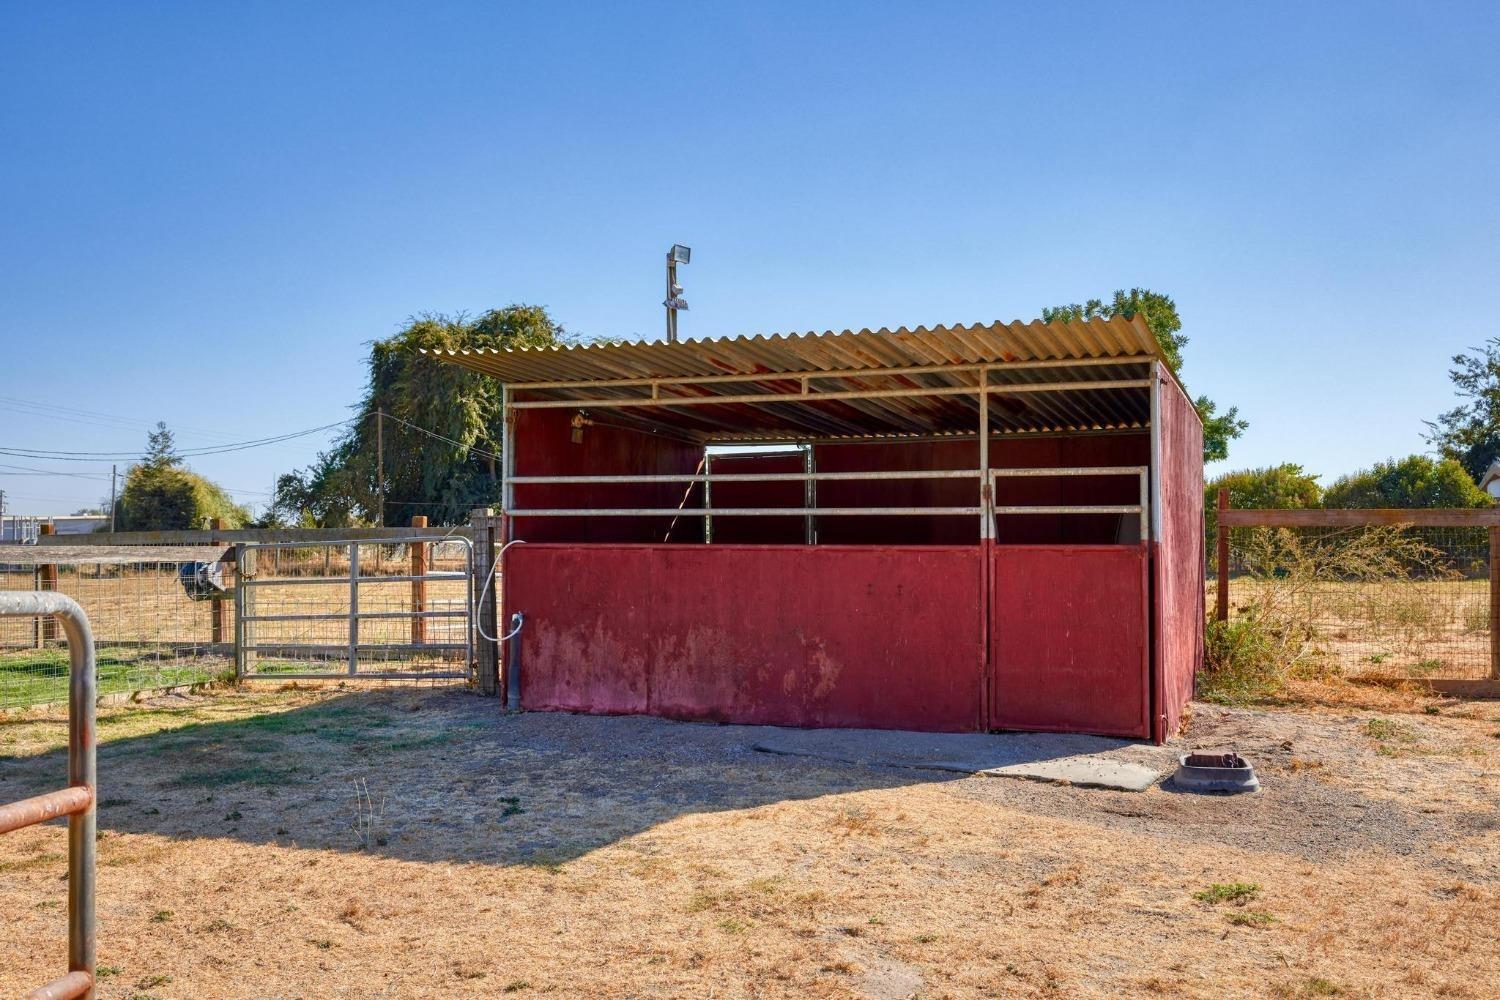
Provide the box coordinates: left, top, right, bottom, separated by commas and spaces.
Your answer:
1426, 337, 1500, 484
1205, 463, 1322, 532
144, 421, 180, 468
113, 425, 249, 530
1322, 455, 1489, 509
1041, 289, 1245, 463
272, 305, 574, 527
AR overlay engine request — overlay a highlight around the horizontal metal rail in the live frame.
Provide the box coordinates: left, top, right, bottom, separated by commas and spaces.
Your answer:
0, 592, 96, 1000
508, 506, 983, 517
509, 378, 1152, 410
240, 670, 469, 681
991, 465, 1147, 477
0, 786, 94, 836
510, 354, 1150, 392
242, 572, 466, 587
241, 642, 468, 653
989, 466, 1149, 541
993, 504, 1144, 514
240, 609, 468, 624
509, 469, 982, 484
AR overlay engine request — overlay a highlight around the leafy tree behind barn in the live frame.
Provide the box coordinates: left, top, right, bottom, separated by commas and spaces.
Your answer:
1041, 289, 1245, 463
272, 305, 573, 527
1427, 336, 1500, 484
113, 422, 250, 530
1322, 455, 1489, 509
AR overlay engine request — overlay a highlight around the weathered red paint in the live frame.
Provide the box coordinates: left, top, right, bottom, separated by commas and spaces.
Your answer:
989, 545, 1151, 738
1152, 370, 1206, 742
504, 544, 985, 731
510, 409, 704, 543
499, 400, 1203, 742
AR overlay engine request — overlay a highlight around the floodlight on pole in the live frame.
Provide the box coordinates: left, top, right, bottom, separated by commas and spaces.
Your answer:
665, 244, 691, 342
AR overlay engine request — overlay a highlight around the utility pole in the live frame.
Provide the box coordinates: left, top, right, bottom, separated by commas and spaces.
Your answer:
664, 244, 691, 342
375, 408, 385, 527
0, 489, 6, 542
109, 465, 117, 532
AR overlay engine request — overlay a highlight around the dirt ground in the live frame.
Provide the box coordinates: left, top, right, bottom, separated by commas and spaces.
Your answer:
2, 686, 1498, 999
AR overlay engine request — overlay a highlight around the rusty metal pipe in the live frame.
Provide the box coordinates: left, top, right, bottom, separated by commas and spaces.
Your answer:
0, 786, 93, 835
24, 971, 94, 1000
0, 591, 96, 1000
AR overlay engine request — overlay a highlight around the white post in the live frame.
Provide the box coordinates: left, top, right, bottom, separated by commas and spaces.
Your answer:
978, 379, 991, 540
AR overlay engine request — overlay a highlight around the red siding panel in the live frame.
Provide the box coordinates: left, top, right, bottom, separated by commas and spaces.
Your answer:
989, 545, 1151, 739
1153, 371, 1205, 741
503, 544, 984, 731
511, 409, 705, 543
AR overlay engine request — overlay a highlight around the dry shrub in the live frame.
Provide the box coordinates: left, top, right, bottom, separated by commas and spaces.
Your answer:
1204, 526, 1451, 704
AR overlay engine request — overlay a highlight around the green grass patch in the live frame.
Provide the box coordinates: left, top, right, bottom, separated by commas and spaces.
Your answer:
1226, 910, 1276, 927
1194, 882, 1260, 905
1, 646, 227, 710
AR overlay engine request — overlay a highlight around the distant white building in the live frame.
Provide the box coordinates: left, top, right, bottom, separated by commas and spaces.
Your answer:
1481, 460, 1500, 501
0, 514, 107, 543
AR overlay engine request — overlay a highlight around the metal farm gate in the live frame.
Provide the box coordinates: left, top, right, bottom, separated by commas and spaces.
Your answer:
235, 535, 474, 681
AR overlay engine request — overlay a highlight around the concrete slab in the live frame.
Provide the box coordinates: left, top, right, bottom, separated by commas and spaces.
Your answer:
979, 759, 1161, 792
750, 726, 1166, 792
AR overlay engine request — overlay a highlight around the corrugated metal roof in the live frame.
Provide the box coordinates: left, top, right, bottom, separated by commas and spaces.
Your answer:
428, 317, 1161, 440
428, 316, 1158, 386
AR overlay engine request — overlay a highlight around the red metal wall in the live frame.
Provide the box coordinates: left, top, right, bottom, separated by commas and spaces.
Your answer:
702, 452, 807, 544
1152, 371, 1205, 741
812, 434, 1148, 545
510, 410, 705, 543
503, 544, 985, 731
989, 545, 1152, 739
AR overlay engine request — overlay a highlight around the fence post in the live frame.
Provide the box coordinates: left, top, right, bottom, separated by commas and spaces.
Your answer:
470, 507, 499, 696
1490, 526, 1499, 680
209, 517, 226, 649
39, 523, 57, 646
234, 544, 257, 678
1215, 488, 1229, 623
410, 516, 428, 645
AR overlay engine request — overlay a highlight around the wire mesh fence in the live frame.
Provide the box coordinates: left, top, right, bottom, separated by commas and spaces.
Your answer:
1, 551, 236, 709
1211, 523, 1495, 682
1, 536, 476, 710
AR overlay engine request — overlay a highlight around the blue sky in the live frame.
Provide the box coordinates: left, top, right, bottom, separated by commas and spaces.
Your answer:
2, 2, 1497, 516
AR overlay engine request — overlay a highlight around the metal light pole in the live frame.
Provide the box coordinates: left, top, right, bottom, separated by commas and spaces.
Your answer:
664, 244, 691, 342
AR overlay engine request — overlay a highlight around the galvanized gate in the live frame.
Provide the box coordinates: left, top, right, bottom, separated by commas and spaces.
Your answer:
234, 536, 474, 681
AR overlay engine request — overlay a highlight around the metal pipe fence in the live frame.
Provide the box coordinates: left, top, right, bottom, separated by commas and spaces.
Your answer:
0, 591, 96, 1000
234, 536, 473, 682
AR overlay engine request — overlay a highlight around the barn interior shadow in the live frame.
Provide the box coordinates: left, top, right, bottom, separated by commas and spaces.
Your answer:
0, 688, 1012, 866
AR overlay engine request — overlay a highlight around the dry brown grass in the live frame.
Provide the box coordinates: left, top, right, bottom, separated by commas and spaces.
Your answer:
1, 687, 1497, 999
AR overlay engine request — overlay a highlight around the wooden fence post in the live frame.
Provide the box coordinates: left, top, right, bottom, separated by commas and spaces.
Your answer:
410, 516, 428, 645
470, 508, 499, 696
1490, 526, 1499, 680
38, 523, 57, 645
1215, 488, 1229, 624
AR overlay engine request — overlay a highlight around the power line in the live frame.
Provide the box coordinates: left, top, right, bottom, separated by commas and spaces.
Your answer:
0, 418, 357, 462
379, 412, 501, 461
0, 395, 251, 443
0, 462, 113, 481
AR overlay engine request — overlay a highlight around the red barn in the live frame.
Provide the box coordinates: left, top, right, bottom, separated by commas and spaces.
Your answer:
436, 316, 1203, 742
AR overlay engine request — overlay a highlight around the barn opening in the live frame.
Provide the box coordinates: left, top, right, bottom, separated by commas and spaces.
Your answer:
432, 316, 1204, 742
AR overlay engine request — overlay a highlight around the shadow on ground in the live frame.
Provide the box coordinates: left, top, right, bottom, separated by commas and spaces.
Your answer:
2, 688, 1011, 866
2, 686, 1485, 873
